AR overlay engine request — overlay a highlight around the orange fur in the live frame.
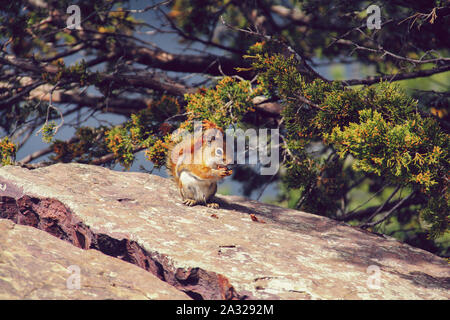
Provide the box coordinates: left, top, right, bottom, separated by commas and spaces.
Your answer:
167, 121, 230, 180
166, 121, 232, 207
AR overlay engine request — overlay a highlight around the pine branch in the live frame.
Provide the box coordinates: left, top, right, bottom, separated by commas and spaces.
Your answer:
342, 64, 450, 86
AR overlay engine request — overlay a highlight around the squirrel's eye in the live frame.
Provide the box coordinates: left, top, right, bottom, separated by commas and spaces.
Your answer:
215, 148, 223, 156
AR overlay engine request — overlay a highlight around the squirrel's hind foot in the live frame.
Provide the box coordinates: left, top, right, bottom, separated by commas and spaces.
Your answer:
206, 202, 220, 209
182, 199, 219, 209
182, 199, 197, 206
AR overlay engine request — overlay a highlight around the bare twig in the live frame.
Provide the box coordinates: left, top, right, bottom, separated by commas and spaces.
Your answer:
342, 64, 450, 86
18, 136, 80, 165
360, 191, 415, 228
337, 184, 388, 221
220, 16, 328, 82
362, 185, 402, 224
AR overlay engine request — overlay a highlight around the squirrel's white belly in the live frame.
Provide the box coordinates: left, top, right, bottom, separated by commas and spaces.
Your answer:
178, 171, 217, 203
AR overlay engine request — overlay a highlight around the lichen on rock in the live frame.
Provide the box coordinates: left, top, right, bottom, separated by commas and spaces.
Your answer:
0, 163, 449, 300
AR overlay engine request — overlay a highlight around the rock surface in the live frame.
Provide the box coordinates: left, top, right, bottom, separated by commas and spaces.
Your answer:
0, 163, 449, 300
0, 219, 190, 299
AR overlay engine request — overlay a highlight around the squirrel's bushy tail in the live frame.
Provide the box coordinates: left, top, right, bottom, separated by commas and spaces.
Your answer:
165, 140, 177, 179
165, 128, 189, 180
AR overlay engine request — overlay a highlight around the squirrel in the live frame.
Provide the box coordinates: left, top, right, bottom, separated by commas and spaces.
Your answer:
166, 120, 233, 208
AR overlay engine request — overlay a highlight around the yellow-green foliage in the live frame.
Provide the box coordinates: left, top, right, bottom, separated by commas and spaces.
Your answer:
42, 59, 97, 86
326, 110, 448, 191
246, 49, 303, 100
326, 109, 449, 237
142, 77, 259, 167
105, 96, 180, 169
248, 47, 449, 236
145, 137, 170, 168
0, 136, 16, 166
184, 76, 259, 129
40, 121, 57, 143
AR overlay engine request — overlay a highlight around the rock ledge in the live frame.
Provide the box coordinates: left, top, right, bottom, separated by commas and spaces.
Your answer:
0, 163, 449, 299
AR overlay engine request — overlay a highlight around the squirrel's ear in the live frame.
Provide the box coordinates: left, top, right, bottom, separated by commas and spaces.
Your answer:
202, 120, 219, 131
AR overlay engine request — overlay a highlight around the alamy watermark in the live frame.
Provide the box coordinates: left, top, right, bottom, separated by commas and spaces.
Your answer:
64, 4, 382, 34
366, 5, 381, 30
366, 265, 382, 289
171, 121, 280, 176
66, 264, 81, 290
66, 5, 82, 30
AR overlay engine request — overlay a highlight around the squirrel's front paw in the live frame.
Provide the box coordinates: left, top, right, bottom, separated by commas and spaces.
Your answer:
214, 167, 232, 177
182, 199, 197, 206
